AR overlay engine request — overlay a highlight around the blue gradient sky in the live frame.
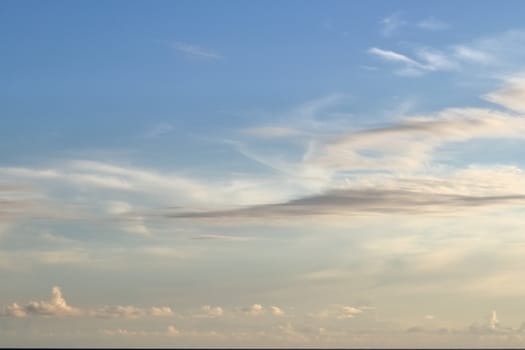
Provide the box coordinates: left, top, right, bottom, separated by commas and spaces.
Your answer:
3, 1, 525, 347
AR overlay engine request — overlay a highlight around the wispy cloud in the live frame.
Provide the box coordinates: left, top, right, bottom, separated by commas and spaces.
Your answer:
173, 41, 222, 60
417, 18, 449, 31
369, 30, 525, 77
380, 13, 407, 37
368, 47, 457, 76
143, 123, 174, 139
483, 76, 525, 112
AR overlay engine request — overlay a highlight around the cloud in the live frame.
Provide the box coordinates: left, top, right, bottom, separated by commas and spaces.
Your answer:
0, 159, 294, 209
242, 304, 264, 316
106, 201, 150, 236
368, 47, 457, 76
311, 305, 366, 319
370, 30, 525, 77
167, 325, 180, 336
173, 42, 222, 60
467, 310, 514, 335
144, 123, 174, 139
368, 47, 422, 67
242, 127, 302, 139
191, 234, 255, 241
380, 13, 406, 36
271, 306, 285, 316
483, 76, 525, 112
2, 287, 173, 319
305, 107, 525, 172
92, 305, 173, 319
417, 18, 449, 31
168, 165, 525, 220
2, 286, 80, 317
194, 305, 224, 319
452, 45, 493, 64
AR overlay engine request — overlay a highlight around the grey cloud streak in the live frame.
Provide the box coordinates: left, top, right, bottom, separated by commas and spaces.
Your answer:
167, 188, 525, 219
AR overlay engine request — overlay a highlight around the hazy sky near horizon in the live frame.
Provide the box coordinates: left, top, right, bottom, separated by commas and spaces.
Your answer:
4, 0, 525, 347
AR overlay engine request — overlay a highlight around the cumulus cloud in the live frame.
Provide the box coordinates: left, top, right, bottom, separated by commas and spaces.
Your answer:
311, 305, 367, 319
194, 305, 224, 318
92, 305, 173, 319
2, 286, 80, 317
1, 287, 172, 319
243, 304, 264, 316
167, 325, 180, 336
271, 306, 285, 316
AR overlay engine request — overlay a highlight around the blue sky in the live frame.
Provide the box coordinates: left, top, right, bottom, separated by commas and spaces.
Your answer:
4, 1, 525, 347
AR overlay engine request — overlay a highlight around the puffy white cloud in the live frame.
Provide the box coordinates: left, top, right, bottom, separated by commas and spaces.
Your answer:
1, 287, 173, 319
2, 286, 80, 317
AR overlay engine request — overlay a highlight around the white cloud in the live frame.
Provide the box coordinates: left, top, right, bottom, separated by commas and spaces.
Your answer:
368, 47, 421, 66
368, 47, 457, 76
2, 286, 80, 317
370, 30, 525, 77
106, 201, 150, 236
453, 45, 493, 64
1, 287, 173, 319
173, 42, 222, 60
306, 107, 525, 173
483, 76, 525, 112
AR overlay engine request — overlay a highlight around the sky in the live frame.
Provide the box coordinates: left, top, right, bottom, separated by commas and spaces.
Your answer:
4, 0, 525, 347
